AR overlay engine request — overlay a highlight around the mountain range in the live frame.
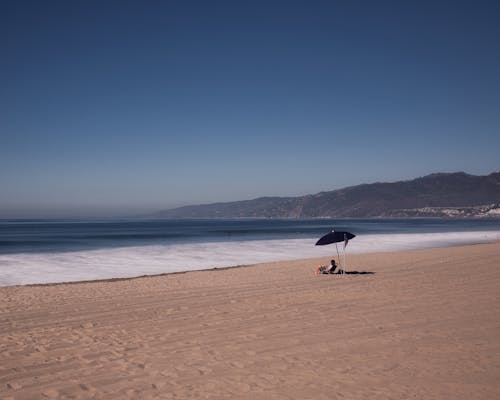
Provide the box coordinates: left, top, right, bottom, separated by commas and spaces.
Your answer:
155, 172, 500, 218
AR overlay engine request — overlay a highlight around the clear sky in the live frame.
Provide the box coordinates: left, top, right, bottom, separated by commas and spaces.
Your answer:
2, 0, 499, 217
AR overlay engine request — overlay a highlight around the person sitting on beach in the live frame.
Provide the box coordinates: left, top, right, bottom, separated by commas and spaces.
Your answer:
327, 259, 338, 274
316, 259, 341, 275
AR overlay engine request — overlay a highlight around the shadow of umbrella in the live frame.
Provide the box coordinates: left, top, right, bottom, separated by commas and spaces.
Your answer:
315, 230, 356, 273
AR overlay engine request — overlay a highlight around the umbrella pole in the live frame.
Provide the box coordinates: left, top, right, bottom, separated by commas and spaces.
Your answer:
335, 243, 342, 274
344, 246, 348, 273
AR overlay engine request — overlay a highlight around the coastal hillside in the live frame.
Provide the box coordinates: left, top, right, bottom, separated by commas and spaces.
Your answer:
155, 172, 500, 218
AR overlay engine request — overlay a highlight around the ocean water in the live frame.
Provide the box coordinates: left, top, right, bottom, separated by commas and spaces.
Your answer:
1, 218, 499, 286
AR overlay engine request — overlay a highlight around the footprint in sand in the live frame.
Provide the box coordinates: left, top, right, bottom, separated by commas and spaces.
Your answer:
229, 361, 245, 369
78, 383, 97, 396
126, 388, 139, 398
146, 368, 160, 377
114, 359, 130, 372
135, 362, 147, 370
259, 373, 280, 384
196, 366, 212, 376
207, 349, 223, 361
151, 381, 167, 390
6, 382, 22, 390
233, 382, 251, 392
160, 370, 179, 379
41, 388, 59, 398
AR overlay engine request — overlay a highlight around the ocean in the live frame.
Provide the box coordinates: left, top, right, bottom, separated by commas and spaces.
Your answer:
1, 218, 499, 286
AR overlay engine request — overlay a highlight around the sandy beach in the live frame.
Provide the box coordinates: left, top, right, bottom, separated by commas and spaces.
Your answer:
1, 242, 499, 399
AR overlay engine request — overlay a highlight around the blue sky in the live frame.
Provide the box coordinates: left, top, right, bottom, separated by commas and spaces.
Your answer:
1, 0, 499, 217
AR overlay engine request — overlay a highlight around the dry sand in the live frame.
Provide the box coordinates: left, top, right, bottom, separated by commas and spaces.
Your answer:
1, 242, 499, 399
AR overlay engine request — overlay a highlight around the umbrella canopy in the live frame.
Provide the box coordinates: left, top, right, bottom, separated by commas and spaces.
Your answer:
315, 230, 356, 246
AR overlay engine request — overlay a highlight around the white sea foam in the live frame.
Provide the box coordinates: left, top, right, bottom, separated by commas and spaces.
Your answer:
1, 230, 499, 286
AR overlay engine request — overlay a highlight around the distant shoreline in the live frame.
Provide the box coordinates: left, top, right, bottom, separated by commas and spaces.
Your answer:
3, 239, 499, 289
1, 218, 499, 286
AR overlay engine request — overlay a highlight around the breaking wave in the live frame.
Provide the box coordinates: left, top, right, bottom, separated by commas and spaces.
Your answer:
1, 230, 499, 286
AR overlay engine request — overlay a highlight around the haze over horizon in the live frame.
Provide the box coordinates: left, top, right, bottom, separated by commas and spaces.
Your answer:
2, 1, 500, 218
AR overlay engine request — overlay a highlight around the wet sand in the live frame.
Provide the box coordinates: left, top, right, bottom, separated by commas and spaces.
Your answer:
1, 242, 499, 399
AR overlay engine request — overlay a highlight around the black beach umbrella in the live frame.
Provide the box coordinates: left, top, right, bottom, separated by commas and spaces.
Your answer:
315, 231, 356, 246
315, 230, 356, 273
